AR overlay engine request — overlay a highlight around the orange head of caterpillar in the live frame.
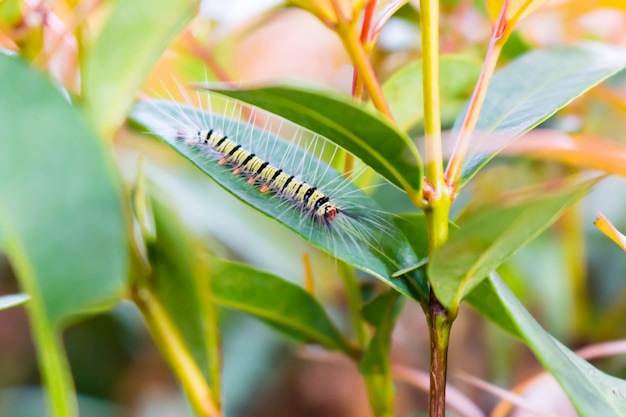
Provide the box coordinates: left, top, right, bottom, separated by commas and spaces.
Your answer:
314, 198, 339, 226
323, 206, 338, 225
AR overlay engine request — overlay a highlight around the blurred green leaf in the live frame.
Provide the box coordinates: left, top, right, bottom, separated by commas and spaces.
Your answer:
468, 274, 626, 417
428, 178, 596, 314
208, 258, 355, 354
0, 54, 127, 326
360, 290, 402, 417
204, 84, 423, 195
0, 53, 127, 417
456, 42, 626, 185
82, 0, 197, 134
0, 293, 29, 310
145, 196, 217, 383
383, 55, 482, 132
130, 100, 425, 302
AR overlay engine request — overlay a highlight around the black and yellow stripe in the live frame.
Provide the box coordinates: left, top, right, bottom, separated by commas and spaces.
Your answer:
193, 130, 339, 225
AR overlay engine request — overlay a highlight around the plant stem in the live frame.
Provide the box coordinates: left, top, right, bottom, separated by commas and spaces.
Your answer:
6, 238, 78, 417
134, 287, 222, 417
419, 0, 453, 416
336, 23, 393, 120
420, 0, 444, 189
426, 291, 452, 417
444, 3, 509, 186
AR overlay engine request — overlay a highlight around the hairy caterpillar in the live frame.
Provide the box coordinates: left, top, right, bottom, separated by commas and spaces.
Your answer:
130, 91, 421, 288
178, 128, 343, 227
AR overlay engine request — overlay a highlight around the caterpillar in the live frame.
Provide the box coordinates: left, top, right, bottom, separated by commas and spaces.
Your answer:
131, 92, 421, 286
178, 128, 342, 227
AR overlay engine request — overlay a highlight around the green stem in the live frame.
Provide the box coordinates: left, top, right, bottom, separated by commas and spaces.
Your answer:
33, 315, 77, 417
419, 1, 453, 416
134, 287, 221, 417
420, 0, 444, 189
6, 243, 77, 417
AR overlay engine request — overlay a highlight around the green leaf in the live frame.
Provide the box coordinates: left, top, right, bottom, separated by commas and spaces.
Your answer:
383, 55, 482, 133
360, 291, 402, 417
145, 196, 217, 384
468, 274, 626, 417
130, 100, 425, 302
0, 53, 127, 417
208, 257, 355, 355
456, 42, 626, 185
204, 84, 423, 195
0, 54, 127, 327
82, 0, 197, 134
0, 293, 29, 310
428, 178, 596, 313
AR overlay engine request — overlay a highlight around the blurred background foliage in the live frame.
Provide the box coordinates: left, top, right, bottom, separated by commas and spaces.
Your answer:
1, 0, 626, 416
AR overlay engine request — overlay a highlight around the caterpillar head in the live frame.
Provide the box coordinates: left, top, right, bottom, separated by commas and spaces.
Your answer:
323, 206, 338, 225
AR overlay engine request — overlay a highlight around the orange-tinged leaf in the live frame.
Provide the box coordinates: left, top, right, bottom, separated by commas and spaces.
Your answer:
506, 131, 626, 178
594, 212, 626, 252
486, 0, 550, 25
545, 0, 626, 17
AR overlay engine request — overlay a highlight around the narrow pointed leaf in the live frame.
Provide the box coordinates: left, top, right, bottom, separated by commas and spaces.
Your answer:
428, 178, 596, 313
205, 84, 423, 195
468, 274, 626, 417
130, 100, 424, 301
0, 293, 29, 310
594, 212, 626, 252
456, 42, 626, 185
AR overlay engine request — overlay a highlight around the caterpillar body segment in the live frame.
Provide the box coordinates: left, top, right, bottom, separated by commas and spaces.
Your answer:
182, 129, 341, 226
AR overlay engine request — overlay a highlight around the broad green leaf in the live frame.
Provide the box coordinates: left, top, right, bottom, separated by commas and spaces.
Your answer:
205, 84, 423, 195
0, 54, 127, 326
456, 42, 626, 185
383, 55, 482, 133
0, 54, 127, 417
468, 274, 626, 417
0, 293, 29, 310
208, 257, 355, 355
82, 0, 197, 134
428, 178, 596, 313
130, 100, 425, 302
360, 290, 402, 417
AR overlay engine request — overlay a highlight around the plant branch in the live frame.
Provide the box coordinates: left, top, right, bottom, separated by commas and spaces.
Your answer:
6, 238, 78, 417
336, 23, 393, 120
419, 1, 453, 416
444, 1, 510, 187
426, 290, 453, 417
420, 0, 444, 190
